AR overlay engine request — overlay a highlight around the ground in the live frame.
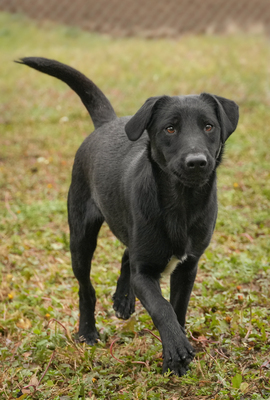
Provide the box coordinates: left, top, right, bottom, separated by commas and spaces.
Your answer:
0, 12, 269, 400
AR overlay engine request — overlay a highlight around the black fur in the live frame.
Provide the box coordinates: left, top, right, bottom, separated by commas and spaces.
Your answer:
18, 57, 239, 376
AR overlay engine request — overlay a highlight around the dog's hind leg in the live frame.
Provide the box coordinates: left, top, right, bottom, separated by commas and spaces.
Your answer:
68, 186, 104, 345
112, 249, 136, 320
170, 256, 198, 328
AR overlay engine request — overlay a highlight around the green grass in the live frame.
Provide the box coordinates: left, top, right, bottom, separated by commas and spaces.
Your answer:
0, 12, 270, 400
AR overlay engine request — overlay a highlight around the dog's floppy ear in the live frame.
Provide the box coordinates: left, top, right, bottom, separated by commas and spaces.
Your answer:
125, 96, 165, 141
200, 93, 239, 142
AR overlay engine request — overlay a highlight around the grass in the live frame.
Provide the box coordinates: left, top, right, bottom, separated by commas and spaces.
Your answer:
0, 11, 270, 400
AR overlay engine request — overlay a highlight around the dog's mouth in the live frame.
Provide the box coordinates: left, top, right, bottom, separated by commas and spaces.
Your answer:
172, 170, 210, 188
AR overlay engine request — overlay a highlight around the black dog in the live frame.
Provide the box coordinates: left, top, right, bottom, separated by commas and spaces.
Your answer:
18, 57, 239, 376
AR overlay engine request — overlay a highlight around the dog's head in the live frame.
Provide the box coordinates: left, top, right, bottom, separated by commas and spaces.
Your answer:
125, 94, 239, 187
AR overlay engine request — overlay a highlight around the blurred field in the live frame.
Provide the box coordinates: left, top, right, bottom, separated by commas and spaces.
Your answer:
0, 12, 270, 400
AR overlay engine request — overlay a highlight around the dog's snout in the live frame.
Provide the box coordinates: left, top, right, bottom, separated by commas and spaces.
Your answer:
185, 153, 207, 170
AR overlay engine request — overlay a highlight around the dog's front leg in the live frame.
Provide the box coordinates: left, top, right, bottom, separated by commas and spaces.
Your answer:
170, 256, 198, 328
131, 269, 195, 376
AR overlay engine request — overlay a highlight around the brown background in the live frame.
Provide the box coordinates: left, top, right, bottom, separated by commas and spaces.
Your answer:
1, 0, 270, 37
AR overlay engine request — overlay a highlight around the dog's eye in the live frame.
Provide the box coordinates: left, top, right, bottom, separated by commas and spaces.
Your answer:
205, 124, 213, 132
166, 126, 175, 134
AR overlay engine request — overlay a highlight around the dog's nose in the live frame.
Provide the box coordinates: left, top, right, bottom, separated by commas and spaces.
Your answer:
185, 153, 207, 170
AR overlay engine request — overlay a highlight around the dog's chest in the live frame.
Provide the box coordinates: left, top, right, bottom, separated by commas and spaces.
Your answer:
161, 254, 187, 278
164, 208, 189, 249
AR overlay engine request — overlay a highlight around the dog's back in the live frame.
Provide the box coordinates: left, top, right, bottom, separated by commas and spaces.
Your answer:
73, 113, 155, 247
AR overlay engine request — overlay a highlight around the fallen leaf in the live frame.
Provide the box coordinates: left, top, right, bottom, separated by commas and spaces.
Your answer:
23, 351, 32, 359
22, 375, 39, 394
51, 242, 64, 250
121, 316, 136, 332
16, 318, 32, 329
16, 393, 28, 400
238, 294, 244, 302
261, 360, 270, 369
232, 373, 242, 389
240, 382, 249, 393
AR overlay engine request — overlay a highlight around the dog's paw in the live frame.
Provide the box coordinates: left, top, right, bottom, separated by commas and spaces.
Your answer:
76, 330, 99, 346
112, 291, 135, 320
162, 329, 195, 376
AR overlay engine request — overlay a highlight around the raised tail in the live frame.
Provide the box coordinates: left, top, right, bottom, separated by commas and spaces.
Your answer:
15, 57, 117, 129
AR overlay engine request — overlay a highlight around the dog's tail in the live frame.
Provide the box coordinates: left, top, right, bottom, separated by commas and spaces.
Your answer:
15, 57, 117, 129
